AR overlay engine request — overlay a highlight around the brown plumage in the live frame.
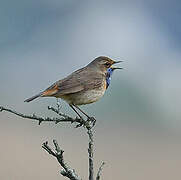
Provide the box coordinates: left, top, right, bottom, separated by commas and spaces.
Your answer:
24, 56, 121, 105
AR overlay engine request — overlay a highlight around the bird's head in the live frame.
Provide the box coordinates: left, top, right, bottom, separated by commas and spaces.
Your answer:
88, 56, 123, 73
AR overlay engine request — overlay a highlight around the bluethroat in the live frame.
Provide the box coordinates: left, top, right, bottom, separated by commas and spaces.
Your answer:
25, 56, 122, 121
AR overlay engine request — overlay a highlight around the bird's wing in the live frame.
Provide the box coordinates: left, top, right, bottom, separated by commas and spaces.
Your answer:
42, 67, 104, 96
42, 77, 84, 96
57, 68, 104, 95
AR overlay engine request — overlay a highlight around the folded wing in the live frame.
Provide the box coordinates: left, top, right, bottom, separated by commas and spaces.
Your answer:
42, 67, 104, 96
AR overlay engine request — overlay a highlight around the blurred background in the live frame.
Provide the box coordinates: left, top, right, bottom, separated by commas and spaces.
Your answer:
0, 0, 181, 179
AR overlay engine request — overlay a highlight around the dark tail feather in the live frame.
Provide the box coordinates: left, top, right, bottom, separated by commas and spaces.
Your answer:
24, 92, 42, 102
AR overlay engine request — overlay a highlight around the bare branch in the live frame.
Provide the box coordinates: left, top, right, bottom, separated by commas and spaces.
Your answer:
0, 104, 105, 180
96, 162, 105, 180
0, 106, 83, 126
42, 140, 81, 180
48, 106, 71, 119
87, 129, 94, 180
42, 141, 57, 156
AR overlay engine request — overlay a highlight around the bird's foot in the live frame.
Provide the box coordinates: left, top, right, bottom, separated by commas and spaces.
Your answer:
75, 116, 96, 129
86, 116, 96, 129
89, 117, 96, 126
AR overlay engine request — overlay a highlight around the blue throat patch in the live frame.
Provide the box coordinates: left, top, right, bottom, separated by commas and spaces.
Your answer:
106, 68, 114, 89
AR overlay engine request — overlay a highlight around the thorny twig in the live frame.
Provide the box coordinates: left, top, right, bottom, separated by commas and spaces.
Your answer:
42, 140, 81, 180
96, 162, 105, 180
88, 129, 94, 180
0, 106, 83, 126
0, 103, 105, 180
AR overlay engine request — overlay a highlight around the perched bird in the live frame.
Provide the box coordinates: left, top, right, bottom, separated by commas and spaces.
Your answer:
24, 56, 122, 119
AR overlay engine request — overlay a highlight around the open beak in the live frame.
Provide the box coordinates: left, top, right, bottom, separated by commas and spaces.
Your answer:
111, 60, 123, 70
113, 60, 123, 64
111, 67, 123, 70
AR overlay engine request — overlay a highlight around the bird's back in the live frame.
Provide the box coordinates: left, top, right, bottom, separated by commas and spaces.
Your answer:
42, 66, 107, 105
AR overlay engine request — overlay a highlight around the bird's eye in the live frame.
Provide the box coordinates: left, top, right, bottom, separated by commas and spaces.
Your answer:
105, 62, 110, 67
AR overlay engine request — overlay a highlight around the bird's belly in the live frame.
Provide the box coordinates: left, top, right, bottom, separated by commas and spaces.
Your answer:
59, 88, 106, 105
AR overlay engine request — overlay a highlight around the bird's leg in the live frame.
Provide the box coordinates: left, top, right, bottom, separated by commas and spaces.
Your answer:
73, 105, 89, 118
69, 104, 83, 119
69, 104, 85, 127
73, 105, 96, 126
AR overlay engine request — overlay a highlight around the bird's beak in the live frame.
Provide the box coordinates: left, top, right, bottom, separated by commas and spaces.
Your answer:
113, 60, 123, 64
111, 60, 123, 70
111, 67, 123, 70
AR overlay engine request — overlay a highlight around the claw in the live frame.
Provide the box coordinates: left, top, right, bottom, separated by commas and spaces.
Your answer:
87, 117, 96, 127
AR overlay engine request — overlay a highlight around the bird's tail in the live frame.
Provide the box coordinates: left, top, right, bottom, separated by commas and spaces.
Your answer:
24, 92, 42, 102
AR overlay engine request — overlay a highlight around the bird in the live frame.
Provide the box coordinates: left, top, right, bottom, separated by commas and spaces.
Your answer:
24, 56, 122, 120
